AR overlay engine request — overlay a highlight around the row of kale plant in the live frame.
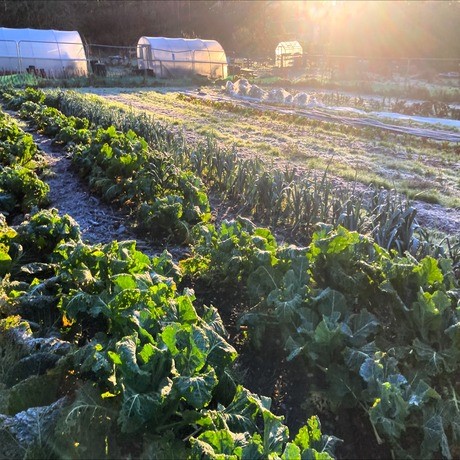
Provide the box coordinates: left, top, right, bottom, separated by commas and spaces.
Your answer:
0, 108, 49, 220
0, 108, 336, 458
180, 217, 460, 459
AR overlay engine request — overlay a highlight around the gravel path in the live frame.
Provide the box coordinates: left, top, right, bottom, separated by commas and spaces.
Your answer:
27, 127, 186, 258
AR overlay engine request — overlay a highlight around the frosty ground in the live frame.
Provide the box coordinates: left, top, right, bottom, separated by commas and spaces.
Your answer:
80, 86, 460, 235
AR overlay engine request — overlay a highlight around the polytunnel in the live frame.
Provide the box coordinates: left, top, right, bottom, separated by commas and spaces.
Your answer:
0, 27, 88, 77
137, 37, 227, 79
275, 40, 303, 68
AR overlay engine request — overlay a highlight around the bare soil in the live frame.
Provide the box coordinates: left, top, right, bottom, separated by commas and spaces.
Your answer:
26, 126, 187, 259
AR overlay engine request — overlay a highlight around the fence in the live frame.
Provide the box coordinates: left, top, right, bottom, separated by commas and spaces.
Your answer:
1, 37, 459, 91
304, 55, 460, 83
270, 54, 460, 89
0, 40, 228, 80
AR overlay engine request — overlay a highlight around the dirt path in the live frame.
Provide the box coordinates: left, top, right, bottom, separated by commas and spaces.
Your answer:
37, 134, 129, 243
26, 127, 187, 258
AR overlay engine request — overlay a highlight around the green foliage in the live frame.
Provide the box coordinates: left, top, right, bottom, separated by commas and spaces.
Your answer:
0, 90, 340, 458
41, 88, 439, 255
190, 408, 336, 460
185, 220, 460, 458
12, 90, 211, 242
0, 165, 49, 214
15, 208, 81, 257
182, 217, 278, 283
0, 111, 38, 167
9, 85, 460, 457
52, 237, 329, 457
72, 124, 210, 240
0, 108, 49, 220
51, 383, 120, 459
3, 87, 45, 110
0, 208, 336, 459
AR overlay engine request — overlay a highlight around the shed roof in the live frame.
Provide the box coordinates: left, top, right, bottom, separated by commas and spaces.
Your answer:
275, 41, 303, 55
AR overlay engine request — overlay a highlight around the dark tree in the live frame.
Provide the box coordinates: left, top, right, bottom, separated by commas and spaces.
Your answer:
0, 0, 459, 58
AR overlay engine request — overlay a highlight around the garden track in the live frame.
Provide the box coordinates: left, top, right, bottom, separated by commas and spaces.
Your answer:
186, 92, 460, 143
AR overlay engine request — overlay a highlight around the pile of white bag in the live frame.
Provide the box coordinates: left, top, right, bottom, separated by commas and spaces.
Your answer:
225, 79, 320, 108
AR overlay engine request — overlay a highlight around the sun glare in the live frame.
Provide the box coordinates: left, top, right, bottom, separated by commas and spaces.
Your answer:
275, 1, 438, 58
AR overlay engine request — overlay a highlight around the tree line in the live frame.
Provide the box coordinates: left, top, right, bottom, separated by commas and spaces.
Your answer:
1, 0, 459, 59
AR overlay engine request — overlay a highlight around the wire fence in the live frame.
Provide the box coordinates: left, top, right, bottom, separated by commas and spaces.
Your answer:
302, 55, 460, 85
246, 54, 460, 90
1, 38, 459, 95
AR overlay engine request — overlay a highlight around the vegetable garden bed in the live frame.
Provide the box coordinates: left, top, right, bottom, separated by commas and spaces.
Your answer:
0, 87, 459, 459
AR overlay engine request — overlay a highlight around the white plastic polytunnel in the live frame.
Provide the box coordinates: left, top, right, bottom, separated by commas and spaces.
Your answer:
137, 37, 227, 79
275, 41, 303, 67
0, 27, 88, 77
